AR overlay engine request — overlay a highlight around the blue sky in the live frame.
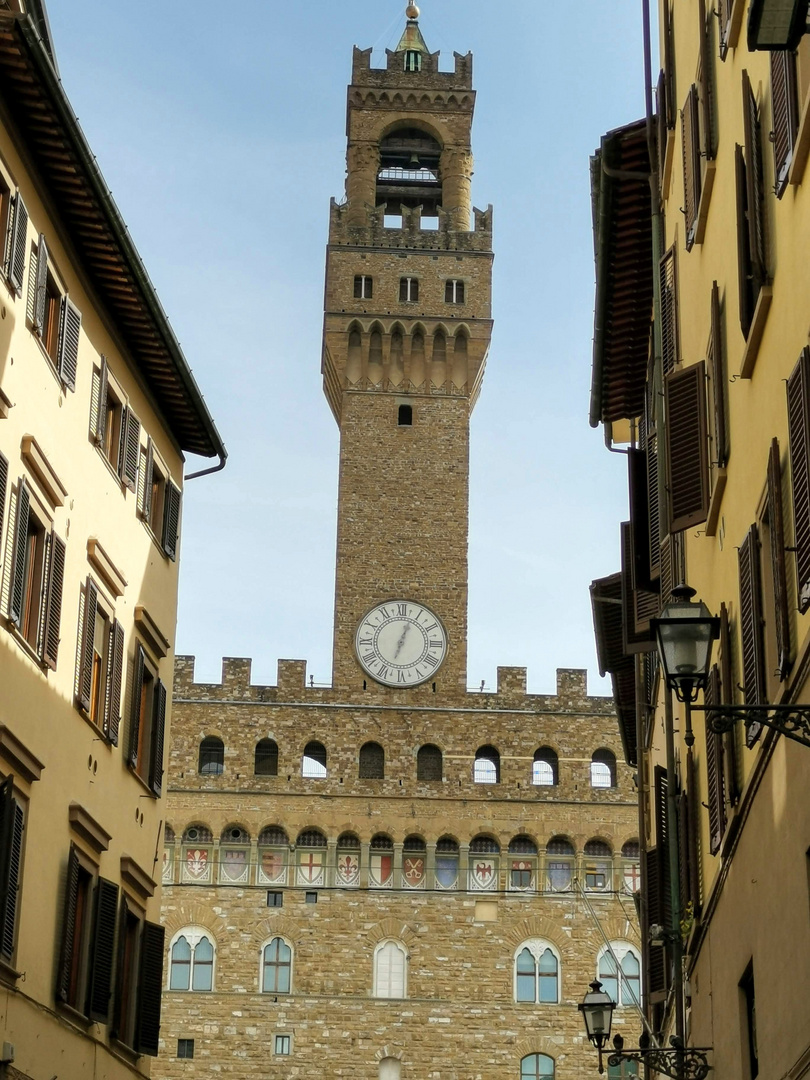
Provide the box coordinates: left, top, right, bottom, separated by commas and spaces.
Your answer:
45, 1, 651, 693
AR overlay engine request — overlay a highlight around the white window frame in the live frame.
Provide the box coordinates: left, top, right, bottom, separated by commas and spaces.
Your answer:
513, 939, 561, 1004
167, 926, 216, 992
596, 942, 642, 1007
373, 939, 408, 999
260, 935, 293, 995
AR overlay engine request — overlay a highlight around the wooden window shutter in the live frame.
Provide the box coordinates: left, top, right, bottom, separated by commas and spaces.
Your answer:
698, 0, 715, 160
8, 193, 28, 293
0, 777, 18, 960
135, 921, 166, 1056
621, 521, 657, 647
742, 71, 767, 302
704, 664, 728, 855
629, 448, 654, 591
709, 282, 728, 469
644, 846, 666, 996
719, 0, 732, 59
653, 765, 673, 960
682, 86, 702, 250
162, 481, 182, 561
41, 532, 66, 669
656, 70, 668, 179
119, 408, 140, 492
354, 276, 362, 299
787, 348, 810, 612
110, 896, 128, 1041
767, 438, 791, 680
677, 781, 700, 916
719, 602, 742, 805
664, 1, 676, 130
770, 50, 799, 197
33, 233, 48, 334
87, 877, 119, 1023
659, 248, 679, 375
735, 144, 754, 339
0, 800, 23, 962
666, 361, 710, 531
128, 644, 145, 769
0, 451, 8, 549
105, 620, 124, 747
8, 479, 30, 627
685, 749, 701, 914
141, 439, 154, 522
95, 356, 108, 447
644, 401, 662, 584
56, 844, 80, 1002
738, 524, 766, 745
150, 680, 167, 797
78, 578, 99, 714
57, 297, 81, 392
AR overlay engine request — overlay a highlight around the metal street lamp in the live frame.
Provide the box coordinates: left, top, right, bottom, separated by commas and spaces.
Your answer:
578, 980, 615, 1072
652, 585, 719, 705
747, 0, 809, 50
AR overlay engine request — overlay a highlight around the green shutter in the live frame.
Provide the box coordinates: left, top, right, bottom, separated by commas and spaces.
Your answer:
87, 878, 119, 1023
135, 921, 166, 1056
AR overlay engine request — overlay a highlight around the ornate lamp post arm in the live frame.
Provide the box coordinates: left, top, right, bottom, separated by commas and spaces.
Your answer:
696, 703, 810, 749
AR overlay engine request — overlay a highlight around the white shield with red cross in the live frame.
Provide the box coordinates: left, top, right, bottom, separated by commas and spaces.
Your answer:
297, 850, 325, 886
623, 862, 641, 892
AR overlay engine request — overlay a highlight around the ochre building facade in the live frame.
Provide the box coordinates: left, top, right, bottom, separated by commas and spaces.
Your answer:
156, 11, 640, 1080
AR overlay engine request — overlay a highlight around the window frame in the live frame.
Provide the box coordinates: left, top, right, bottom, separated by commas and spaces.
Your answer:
76, 576, 124, 745
28, 235, 80, 391
399, 276, 419, 303
127, 642, 167, 796
353, 274, 373, 300
261, 936, 293, 995
514, 940, 561, 1004
0, 774, 26, 967
597, 942, 642, 1008
93, 356, 126, 476
167, 926, 216, 992
373, 938, 408, 999
444, 278, 465, 304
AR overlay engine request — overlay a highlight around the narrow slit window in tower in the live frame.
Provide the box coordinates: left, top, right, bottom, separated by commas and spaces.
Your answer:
404, 50, 422, 72
398, 404, 413, 426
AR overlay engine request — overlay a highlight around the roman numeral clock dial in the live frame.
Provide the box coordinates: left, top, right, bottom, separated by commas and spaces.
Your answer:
355, 601, 448, 687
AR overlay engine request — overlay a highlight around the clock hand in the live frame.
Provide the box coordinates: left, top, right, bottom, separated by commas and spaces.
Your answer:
393, 623, 410, 659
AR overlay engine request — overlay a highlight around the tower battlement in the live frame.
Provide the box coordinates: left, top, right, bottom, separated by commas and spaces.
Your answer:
328, 199, 492, 251
351, 45, 473, 89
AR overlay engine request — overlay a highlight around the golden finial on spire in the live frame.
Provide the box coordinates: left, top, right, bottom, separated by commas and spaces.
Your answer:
406, 4, 420, 19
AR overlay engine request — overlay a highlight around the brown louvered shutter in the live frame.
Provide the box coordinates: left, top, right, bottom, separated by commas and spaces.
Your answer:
656, 70, 668, 178
110, 896, 128, 1041
659, 535, 677, 611
105, 620, 124, 747
162, 481, 182, 561
57, 297, 81, 392
770, 50, 799, 197
0, 452, 8, 545
659, 248, 679, 375
704, 664, 727, 855
699, 0, 715, 160
56, 844, 80, 1002
119, 408, 140, 492
629, 448, 654, 590
787, 348, 810, 611
644, 846, 666, 996
644, 395, 662, 584
735, 144, 754, 339
128, 645, 146, 768
742, 71, 766, 304
719, 603, 741, 805
719, 0, 732, 59
664, 1, 676, 130
78, 578, 98, 714
654, 766, 673, 964
685, 749, 701, 914
738, 524, 765, 745
0, 777, 15, 959
621, 522, 657, 648
8, 193, 27, 293
95, 356, 108, 447
33, 233, 48, 334
41, 532, 66, 669
682, 86, 702, 250
709, 282, 728, 469
767, 438, 791, 679
142, 439, 154, 522
0, 800, 23, 961
8, 479, 30, 627
150, 680, 167, 797
135, 921, 166, 1056
666, 362, 710, 531
87, 877, 119, 1023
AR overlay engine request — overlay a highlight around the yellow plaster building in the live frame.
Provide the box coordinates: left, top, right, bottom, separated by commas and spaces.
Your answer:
155, 10, 641, 1080
591, 0, 810, 1077
0, 3, 224, 1078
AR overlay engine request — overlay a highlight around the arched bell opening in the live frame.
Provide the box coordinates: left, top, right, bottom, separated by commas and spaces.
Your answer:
377, 126, 442, 227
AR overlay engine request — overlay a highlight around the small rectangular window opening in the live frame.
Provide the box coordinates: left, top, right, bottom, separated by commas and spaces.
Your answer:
399, 277, 418, 303
398, 404, 413, 426
384, 214, 403, 230
274, 1035, 292, 1056
178, 1039, 195, 1059
305, 891, 318, 904
267, 891, 283, 908
354, 275, 373, 300
421, 215, 439, 231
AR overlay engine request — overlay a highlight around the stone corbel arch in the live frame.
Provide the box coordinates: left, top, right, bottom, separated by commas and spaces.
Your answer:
374, 1046, 405, 1063
366, 918, 418, 954
251, 916, 303, 951
515, 1036, 565, 1064
162, 903, 227, 941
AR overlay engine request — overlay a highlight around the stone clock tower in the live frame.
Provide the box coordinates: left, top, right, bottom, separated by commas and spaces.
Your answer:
322, 4, 493, 693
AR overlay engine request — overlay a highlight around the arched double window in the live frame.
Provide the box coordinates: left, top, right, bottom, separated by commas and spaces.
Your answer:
261, 937, 292, 994
521, 1054, 555, 1080
417, 743, 442, 781
591, 748, 617, 788
359, 741, 385, 779
532, 747, 558, 786
302, 740, 327, 779
168, 928, 215, 991
374, 939, 407, 999
198, 737, 224, 776
597, 943, 642, 1007
474, 745, 500, 784
514, 940, 560, 1003
255, 738, 278, 776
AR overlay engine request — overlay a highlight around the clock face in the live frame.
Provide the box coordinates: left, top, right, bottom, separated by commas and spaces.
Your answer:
355, 600, 448, 687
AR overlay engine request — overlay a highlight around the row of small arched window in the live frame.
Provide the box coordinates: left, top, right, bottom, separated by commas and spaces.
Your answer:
353, 275, 466, 305
167, 927, 641, 1010
197, 738, 619, 788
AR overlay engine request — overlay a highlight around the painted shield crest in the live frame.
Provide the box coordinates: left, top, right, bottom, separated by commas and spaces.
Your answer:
548, 860, 573, 891
623, 863, 641, 892
471, 858, 496, 890
370, 853, 393, 886
337, 853, 359, 885
184, 848, 210, 881
162, 847, 173, 883
435, 855, 458, 889
297, 850, 324, 885
403, 856, 425, 888
260, 850, 286, 884
221, 848, 248, 882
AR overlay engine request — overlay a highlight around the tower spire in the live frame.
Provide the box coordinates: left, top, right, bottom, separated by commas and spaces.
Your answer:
396, 4, 428, 55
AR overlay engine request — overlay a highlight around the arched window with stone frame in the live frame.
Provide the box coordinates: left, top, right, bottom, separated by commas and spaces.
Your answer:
508, 835, 538, 891
621, 839, 641, 894
597, 942, 642, 1008
257, 825, 288, 886
469, 834, 499, 891
168, 927, 216, 992
402, 835, 426, 890
261, 936, 292, 994
181, 824, 213, 884
584, 838, 613, 891
379, 1058, 402, 1080
359, 741, 385, 779
514, 940, 561, 1003
545, 836, 575, 892
336, 831, 361, 886
302, 740, 327, 779
435, 835, 459, 890
416, 743, 443, 781
473, 745, 500, 784
373, 939, 407, 999
218, 825, 251, 885
198, 736, 224, 776
532, 747, 559, 786
521, 1054, 555, 1080
369, 833, 394, 888
590, 748, 617, 788
295, 829, 326, 887
255, 738, 279, 776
